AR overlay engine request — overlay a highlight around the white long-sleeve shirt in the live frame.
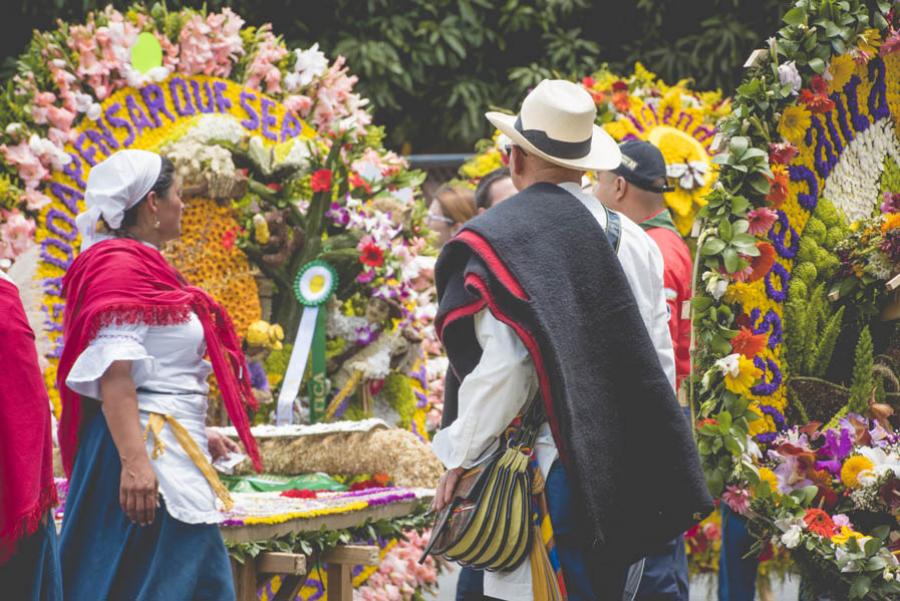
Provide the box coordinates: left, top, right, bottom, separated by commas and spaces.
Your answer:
431, 182, 675, 600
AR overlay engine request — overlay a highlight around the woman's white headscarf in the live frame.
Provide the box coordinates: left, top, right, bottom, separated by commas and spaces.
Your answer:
75, 150, 162, 251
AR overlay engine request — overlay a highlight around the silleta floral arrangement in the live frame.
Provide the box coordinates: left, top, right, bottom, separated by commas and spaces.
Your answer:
692, 1, 900, 598
0, 3, 440, 440
459, 63, 729, 235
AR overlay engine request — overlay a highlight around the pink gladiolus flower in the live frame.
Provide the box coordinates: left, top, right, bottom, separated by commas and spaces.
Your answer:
0, 210, 36, 260
23, 189, 51, 211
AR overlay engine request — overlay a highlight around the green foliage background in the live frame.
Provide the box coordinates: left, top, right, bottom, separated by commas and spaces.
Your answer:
2, 0, 786, 151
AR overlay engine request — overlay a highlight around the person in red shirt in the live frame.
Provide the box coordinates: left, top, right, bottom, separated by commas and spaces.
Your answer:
593, 139, 693, 601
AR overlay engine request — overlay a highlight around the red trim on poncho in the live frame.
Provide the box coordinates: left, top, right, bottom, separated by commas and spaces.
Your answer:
0, 280, 58, 565
57, 238, 262, 475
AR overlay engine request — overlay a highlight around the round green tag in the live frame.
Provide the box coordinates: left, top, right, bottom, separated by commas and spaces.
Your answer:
294, 260, 339, 307
131, 32, 163, 74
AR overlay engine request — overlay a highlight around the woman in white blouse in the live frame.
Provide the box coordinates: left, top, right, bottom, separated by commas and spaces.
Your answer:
57, 150, 261, 601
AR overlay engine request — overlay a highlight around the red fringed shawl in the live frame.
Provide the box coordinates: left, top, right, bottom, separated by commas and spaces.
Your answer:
57, 238, 262, 475
0, 279, 58, 565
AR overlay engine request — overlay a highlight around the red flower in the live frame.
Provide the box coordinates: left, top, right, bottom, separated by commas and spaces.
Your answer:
798, 76, 835, 114
359, 242, 384, 267
581, 76, 596, 88
765, 169, 789, 207
698, 418, 718, 429
349, 172, 372, 194
612, 80, 628, 93
266, 182, 283, 193
757, 541, 774, 562
768, 142, 798, 165
803, 508, 836, 537
310, 169, 333, 193
222, 227, 239, 250
731, 327, 767, 358
734, 242, 776, 282
280, 489, 317, 499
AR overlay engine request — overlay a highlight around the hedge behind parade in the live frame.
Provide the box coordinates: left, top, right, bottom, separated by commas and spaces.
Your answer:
2, 0, 900, 600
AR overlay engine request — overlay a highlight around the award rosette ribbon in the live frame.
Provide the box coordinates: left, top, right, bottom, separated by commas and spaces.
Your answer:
275, 260, 338, 424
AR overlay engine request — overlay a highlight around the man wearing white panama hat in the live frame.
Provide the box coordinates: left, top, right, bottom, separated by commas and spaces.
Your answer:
430, 80, 712, 601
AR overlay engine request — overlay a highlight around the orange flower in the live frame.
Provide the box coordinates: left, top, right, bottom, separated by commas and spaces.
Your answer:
766, 165, 789, 207
735, 242, 776, 283
798, 76, 836, 114
730, 327, 767, 358
803, 508, 836, 537
612, 90, 630, 112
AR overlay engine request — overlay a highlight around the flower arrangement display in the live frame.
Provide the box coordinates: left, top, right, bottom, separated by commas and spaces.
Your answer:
459, 64, 729, 236
692, 1, 900, 597
0, 4, 440, 438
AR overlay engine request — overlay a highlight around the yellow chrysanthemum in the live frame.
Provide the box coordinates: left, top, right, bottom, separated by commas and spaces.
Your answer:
723, 355, 763, 396
827, 55, 856, 91
604, 119, 641, 140
748, 404, 774, 436
723, 281, 767, 309
460, 149, 503, 180
858, 28, 882, 56
757, 467, 779, 494
633, 62, 657, 85
164, 197, 262, 338
840, 455, 875, 489
831, 526, 869, 546
778, 105, 813, 144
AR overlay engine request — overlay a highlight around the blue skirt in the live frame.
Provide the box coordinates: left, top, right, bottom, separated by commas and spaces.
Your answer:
0, 512, 63, 601
59, 409, 235, 601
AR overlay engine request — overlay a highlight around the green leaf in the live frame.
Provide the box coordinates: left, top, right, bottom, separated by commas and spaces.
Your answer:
719, 219, 733, 241
783, 7, 807, 26
809, 57, 826, 74
718, 410, 733, 432
707, 468, 725, 496
724, 435, 742, 456
864, 537, 883, 556
702, 238, 727, 255
723, 247, 740, 273
749, 174, 772, 196
692, 297, 714, 313
730, 136, 749, 157
848, 575, 871, 599
872, 525, 891, 541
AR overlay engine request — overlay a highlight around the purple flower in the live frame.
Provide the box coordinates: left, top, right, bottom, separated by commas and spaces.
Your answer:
881, 191, 900, 214
355, 325, 380, 346
815, 428, 853, 475
759, 405, 787, 431
326, 202, 351, 227
248, 361, 269, 391
356, 269, 376, 284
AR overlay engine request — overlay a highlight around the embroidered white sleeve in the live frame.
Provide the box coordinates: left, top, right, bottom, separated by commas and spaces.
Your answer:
66, 322, 157, 400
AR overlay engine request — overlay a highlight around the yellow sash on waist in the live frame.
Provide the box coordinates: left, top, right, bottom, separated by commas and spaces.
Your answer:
143, 412, 234, 511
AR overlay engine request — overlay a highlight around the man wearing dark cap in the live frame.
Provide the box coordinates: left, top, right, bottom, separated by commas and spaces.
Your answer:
594, 139, 694, 601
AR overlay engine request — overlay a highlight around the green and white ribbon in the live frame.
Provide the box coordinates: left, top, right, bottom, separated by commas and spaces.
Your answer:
276, 260, 338, 425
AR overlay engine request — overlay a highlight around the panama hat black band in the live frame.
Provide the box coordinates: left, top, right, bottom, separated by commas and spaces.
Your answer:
514, 116, 592, 160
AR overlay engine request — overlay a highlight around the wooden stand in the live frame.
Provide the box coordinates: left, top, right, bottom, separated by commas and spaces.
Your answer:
229, 545, 378, 601
224, 499, 421, 601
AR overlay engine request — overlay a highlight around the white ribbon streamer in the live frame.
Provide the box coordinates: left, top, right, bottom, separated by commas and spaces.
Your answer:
275, 305, 319, 424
